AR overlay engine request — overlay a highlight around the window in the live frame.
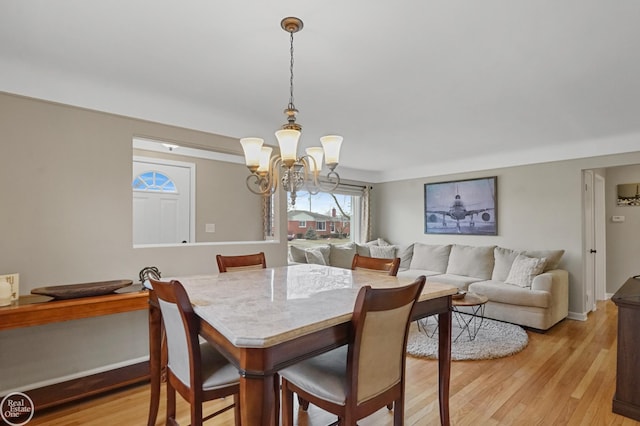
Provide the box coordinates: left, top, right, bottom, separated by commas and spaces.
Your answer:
287, 189, 362, 246
132, 171, 177, 192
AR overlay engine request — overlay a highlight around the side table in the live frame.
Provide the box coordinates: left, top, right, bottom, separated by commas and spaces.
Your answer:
418, 291, 489, 343
451, 292, 488, 342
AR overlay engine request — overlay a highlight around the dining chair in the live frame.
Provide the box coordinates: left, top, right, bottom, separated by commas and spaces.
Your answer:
279, 275, 426, 426
351, 253, 401, 276
216, 252, 267, 272
149, 278, 241, 426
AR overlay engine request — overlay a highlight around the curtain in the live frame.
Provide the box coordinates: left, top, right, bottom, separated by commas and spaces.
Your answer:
359, 186, 371, 243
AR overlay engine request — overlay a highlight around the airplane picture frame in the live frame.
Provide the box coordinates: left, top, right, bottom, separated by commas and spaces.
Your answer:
424, 176, 497, 235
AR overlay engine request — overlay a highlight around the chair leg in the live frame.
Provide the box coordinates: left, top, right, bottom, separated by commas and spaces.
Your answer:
274, 374, 281, 426
393, 398, 404, 426
282, 379, 295, 426
191, 399, 203, 426
233, 393, 241, 426
166, 382, 177, 425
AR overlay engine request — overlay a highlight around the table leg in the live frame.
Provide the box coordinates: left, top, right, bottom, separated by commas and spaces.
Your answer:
438, 310, 451, 426
147, 298, 161, 426
239, 373, 277, 426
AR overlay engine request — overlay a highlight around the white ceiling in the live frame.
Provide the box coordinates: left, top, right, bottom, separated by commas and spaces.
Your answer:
2, 1, 640, 182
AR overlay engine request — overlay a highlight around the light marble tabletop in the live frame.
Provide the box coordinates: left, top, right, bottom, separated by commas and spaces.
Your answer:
172, 264, 456, 348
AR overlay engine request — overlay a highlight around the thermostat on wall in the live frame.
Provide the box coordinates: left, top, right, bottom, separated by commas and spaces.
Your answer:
612, 216, 625, 223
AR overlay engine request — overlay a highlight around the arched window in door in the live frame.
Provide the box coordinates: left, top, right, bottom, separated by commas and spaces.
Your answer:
132, 171, 177, 193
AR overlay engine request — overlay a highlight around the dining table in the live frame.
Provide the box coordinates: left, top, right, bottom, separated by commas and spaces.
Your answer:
147, 264, 457, 426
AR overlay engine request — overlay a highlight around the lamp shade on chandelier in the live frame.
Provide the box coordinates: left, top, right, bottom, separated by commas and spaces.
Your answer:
240, 17, 343, 207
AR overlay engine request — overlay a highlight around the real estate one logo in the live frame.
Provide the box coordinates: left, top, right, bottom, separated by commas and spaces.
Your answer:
1, 392, 34, 425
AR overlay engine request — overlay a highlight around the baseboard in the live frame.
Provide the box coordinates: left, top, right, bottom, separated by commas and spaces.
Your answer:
1, 358, 150, 411
567, 311, 588, 321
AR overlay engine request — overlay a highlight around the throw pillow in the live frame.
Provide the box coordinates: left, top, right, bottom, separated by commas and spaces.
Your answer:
492, 247, 521, 281
524, 249, 565, 272
311, 245, 331, 265
369, 245, 397, 259
305, 249, 327, 265
289, 245, 308, 263
505, 254, 547, 288
329, 243, 356, 269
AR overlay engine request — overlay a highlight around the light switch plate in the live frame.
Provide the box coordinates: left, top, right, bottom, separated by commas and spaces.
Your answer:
0, 273, 19, 300
612, 216, 625, 223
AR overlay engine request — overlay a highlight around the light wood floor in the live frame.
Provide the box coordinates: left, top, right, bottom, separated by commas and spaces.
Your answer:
29, 300, 639, 425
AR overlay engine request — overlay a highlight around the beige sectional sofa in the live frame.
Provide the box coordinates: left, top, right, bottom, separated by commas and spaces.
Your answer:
289, 240, 568, 330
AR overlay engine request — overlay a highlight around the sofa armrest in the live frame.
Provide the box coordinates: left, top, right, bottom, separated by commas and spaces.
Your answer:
532, 269, 569, 320
531, 269, 568, 293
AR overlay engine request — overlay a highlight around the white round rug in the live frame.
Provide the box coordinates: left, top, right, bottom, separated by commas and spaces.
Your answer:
407, 314, 528, 361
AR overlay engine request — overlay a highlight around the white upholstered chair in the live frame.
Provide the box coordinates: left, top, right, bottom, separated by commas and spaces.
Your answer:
150, 278, 241, 426
279, 275, 426, 425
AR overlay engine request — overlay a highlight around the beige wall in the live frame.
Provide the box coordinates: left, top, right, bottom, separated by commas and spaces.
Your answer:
372, 152, 640, 316
0, 92, 288, 393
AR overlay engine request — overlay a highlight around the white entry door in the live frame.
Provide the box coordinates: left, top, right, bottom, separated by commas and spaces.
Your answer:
132, 157, 195, 245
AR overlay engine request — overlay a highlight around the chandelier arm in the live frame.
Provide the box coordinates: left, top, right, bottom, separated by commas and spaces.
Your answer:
319, 170, 341, 193
299, 156, 322, 195
245, 174, 271, 196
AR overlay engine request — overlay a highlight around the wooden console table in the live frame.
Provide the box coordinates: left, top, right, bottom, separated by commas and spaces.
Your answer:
612, 276, 640, 422
0, 285, 150, 409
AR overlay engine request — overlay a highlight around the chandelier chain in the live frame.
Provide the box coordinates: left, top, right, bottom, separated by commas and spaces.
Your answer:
288, 30, 295, 111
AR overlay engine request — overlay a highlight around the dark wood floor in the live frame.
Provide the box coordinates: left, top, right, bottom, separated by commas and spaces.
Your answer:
28, 300, 639, 425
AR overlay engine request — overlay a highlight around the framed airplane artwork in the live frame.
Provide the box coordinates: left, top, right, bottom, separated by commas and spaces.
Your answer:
424, 176, 497, 235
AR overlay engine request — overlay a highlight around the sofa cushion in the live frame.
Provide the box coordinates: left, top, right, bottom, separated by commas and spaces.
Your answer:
505, 254, 546, 288
329, 243, 356, 269
446, 244, 495, 280
369, 245, 397, 259
425, 274, 484, 291
468, 280, 550, 308
491, 247, 521, 281
396, 243, 414, 270
355, 243, 371, 257
396, 269, 442, 279
409, 243, 451, 273
524, 249, 565, 271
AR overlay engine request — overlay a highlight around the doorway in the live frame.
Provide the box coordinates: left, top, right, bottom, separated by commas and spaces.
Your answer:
132, 157, 195, 245
583, 170, 606, 312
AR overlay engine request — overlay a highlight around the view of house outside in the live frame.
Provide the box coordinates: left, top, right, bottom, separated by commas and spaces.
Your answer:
287, 191, 353, 249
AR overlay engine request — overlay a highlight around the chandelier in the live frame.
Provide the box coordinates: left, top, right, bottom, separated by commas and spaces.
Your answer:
240, 17, 342, 207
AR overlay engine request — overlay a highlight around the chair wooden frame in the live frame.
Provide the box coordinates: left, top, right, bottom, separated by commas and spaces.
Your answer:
216, 252, 267, 273
281, 276, 426, 425
150, 279, 241, 426
351, 253, 401, 276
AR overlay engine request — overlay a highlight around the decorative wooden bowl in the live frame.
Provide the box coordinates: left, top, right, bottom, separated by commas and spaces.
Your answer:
31, 280, 133, 300
452, 290, 467, 300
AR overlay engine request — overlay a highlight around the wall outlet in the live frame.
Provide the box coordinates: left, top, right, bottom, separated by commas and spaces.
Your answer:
205, 223, 216, 233
0, 273, 20, 300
